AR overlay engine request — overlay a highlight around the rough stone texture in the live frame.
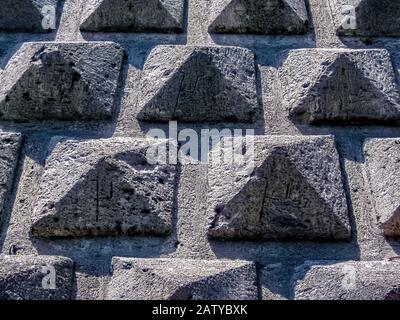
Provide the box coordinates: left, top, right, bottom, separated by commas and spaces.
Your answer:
31, 137, 177, 238
0, 133, 22, 224
80, 0, 185, 33
0, 42, 124, 121
208, 135, 351, 240
0, 255, 74, 300
293, 261, 400, 300
0, 0, 60, 33
208, 0, 309, 35
279, 49, 400, 125
330, 0, 400, 37
0, 0, 399, 301
137, 45, 258, 123
106, 257, 258, 300
364, 139, 400, 237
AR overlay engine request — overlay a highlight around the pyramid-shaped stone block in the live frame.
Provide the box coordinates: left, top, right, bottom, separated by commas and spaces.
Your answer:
0, 255, 74, 300
293, 261, 400, 300
279, 49, 400, 125
0, 42, 124, 122
80, 0, 184, 33
364, 138, 400, 237
0, 0, 59, 33
0, 133, 22, 224
330, 0, 400, 37
138, 46, 258, 122
207, 135, 351, 240
31, 137, 177, 238
208, 0, 309, 35
106, 258, 258, 300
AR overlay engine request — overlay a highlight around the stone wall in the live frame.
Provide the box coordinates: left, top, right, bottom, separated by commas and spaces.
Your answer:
0, 0, 399, 300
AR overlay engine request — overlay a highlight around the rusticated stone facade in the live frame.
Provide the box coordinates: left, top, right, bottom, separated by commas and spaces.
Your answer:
0, 0, 399, 300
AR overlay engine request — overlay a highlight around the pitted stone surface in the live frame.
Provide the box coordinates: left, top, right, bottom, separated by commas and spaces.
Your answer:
330, 0, 400, 37
80, 0, 184, 33
208, 0, 309, 35
280, 49, 400, 125
0, 133, 22, 224
106, 258, 258, 300
208, 135, 351, 240
138, 45, 258, 123
0, 42, 124, 121
293, 261, 400, 300
0, 255, 74, 300
31, 137, 176, 238
0, 0, 59, 33
1, 0, 400, 301
364, 138, 400, 237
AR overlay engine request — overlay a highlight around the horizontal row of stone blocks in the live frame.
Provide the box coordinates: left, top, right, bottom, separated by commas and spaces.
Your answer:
1, 43, 400, 125
1, 134, 398, 241
1, 255, 399, 300
2, 0, 400, 37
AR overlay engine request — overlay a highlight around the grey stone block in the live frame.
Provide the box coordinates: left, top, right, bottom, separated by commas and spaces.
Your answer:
80, 0, 184, 33
330, 0, 400, 37
106, 258, 258, 300
364, 138, 400, 237
208, 0, 309, 35
0, 133, 22, 224
0, 255, 74, 300
0, 0, 59, 33
280, 49, 400, 125
293, 260, 400, 300
0, 42, 124, 122
208, 135, 351, 240
138, 45, 258, 122
31, 137, 176, 238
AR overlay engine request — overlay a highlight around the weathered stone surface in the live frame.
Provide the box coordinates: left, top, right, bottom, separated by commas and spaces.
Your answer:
138, 45, 258, 123
0, 42, 124, 121
31, 137, 176, 238
80, 0, 184, 33
2, 1, 400, 301
0, 0, 59, 33
209, 0, 309, 35
0, 255, 74, 300
280, 49, 400, 125
208, 135, 351, 240
106, 258, 258, 300
364, 138, 400, 237
330, 0, 400, 37
293, 261, 400, 300
0, 133, 22, 224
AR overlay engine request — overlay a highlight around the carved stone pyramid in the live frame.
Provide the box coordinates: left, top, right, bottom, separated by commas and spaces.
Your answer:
80, 0, 184, 33
0, 255, 74, 300
364, 138, 400, 237
208, 0, 309, 35
106, 258, 258, 300
31, 137, 177, 238
138, 46, 258, 122
293, 261, 400, 300
330, 0, 400, 37
0, 0, 59, 32
0, 42, 124, 121
279, 49, 400, 125
0, 133, 22, 224
207, 135, 351, 240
